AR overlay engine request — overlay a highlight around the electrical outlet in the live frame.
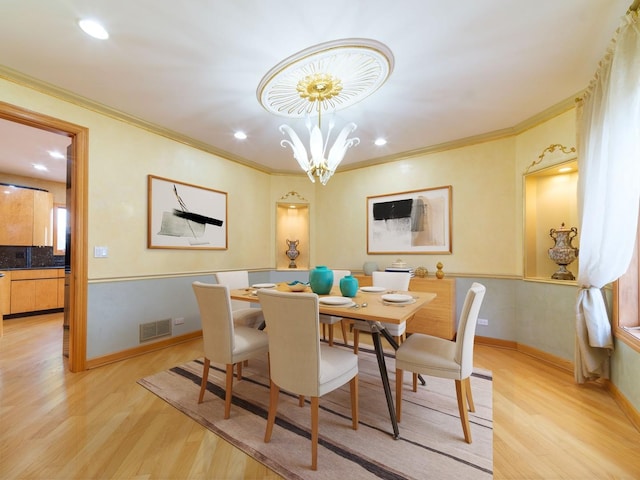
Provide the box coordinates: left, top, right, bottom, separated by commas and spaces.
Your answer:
94, 246, 108, 258
173, 317, 185, 326
478, 318, 489, 326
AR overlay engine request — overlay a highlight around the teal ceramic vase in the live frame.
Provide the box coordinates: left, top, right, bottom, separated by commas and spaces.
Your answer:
339, 275, 359, 297
309, 266, 334, 294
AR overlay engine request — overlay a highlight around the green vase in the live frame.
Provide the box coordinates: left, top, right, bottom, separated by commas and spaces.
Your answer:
339, 275, 359, 297
309, 266, 333, 294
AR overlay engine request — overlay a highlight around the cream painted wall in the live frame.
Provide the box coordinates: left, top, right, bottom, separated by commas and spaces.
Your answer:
316, 137, 519, 276
1, 78, 273, 279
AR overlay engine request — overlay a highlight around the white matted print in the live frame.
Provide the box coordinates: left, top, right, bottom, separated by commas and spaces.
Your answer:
148, 175, 227, 249
367, 186, 452, 254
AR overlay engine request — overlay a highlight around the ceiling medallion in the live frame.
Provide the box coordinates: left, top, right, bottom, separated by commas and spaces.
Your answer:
257, 39, 394, 184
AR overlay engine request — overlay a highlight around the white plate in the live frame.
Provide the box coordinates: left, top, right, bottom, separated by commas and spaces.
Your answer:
319, 296, 353, 306
383, 298, 416, 306
251, 283, 276, 289
360, 286, 386, 293
381, 293, 413, 303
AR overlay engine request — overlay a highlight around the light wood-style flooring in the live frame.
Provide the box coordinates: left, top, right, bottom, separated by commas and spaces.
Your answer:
1, 313, 639, 479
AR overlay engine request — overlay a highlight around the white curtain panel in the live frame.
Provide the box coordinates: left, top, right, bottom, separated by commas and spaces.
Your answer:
575, 9, 640, 383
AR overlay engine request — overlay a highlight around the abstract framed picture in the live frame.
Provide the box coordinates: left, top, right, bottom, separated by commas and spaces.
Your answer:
147, 175, 227, 250
367, 186, 452, 254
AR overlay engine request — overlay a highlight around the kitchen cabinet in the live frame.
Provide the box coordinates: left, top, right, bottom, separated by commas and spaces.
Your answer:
0, 185, 53, 246
9, 268, 63, 314
354, 274, 457, 339
0, 271, 9, 316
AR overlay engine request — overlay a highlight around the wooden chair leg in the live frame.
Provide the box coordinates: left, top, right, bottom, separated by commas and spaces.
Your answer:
455, 379, 472, 443
395, 368, 403, 422
198, 358, 210, 404
464, 377, 475, 412
321, 323, 327, 340
350, 374, 359, 429
340, 320, 349, 346
236, 361, 243, 380
412, 372, 418, 392
311, 396, 319, 470
328, 324, 334, 346
264, 381, 279, 442
224, 363, 234, 419
298, 395, 305, 407
353, 329, 360, 354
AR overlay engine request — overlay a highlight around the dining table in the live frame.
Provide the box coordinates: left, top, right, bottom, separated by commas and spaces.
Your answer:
230, 283, 436, 439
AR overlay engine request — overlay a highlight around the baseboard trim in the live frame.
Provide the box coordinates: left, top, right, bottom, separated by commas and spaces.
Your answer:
606, 380, 640, 433
86, 330, 203, 369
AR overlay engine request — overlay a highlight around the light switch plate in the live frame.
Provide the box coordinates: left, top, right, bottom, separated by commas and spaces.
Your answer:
94, 246, 108, 258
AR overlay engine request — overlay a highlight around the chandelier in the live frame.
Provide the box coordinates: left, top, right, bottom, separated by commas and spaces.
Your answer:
257, 39, 394, 185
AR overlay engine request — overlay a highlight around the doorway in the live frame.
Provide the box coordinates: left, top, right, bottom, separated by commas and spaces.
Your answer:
0, 101, 88, 372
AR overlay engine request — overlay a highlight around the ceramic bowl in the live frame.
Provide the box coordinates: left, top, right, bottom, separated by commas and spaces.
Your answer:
287, 281, 308, 292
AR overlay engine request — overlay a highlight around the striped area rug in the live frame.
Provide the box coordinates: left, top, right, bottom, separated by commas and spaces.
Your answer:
138, 344, 493, 479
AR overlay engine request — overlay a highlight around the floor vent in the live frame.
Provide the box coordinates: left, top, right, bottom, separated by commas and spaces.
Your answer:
140, 319, 172, 343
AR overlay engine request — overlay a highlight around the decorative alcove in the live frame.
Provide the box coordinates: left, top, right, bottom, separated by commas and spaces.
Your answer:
523, 144, 580, 282
276, 191, 310, 270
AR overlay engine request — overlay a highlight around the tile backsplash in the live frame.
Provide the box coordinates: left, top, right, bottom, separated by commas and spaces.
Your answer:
0, 246, 65, 269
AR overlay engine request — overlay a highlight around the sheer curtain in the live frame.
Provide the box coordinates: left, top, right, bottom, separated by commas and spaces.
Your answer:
574, 8, 640, 383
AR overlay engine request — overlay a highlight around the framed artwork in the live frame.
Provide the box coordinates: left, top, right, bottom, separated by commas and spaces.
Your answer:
367, 186, 452, 254
147, 175, 227, 249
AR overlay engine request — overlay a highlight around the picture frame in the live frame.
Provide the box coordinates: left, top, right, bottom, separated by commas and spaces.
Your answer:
147, 175, 227, 250
367, 186, 452, 254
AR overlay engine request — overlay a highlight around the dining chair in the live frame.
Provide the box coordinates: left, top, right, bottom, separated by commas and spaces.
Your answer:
192, 282, 269, 419
352, 271, 412, 353
319, 269, 350, 346
395, 282, 486, 443
214, 270, 264, 328
257, 289, 358, 471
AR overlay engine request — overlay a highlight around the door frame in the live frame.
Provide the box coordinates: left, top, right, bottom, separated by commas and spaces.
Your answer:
0, 101, 88, 372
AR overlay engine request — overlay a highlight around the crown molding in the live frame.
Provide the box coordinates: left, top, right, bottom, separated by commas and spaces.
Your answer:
1, 65, 579, 176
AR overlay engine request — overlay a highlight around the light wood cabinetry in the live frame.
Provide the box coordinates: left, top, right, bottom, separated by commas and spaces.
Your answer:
0, 185, 53, 246
354, 274, 457, 339
9, 268, 64, 314
0, 271, 10, 316
33, 190, 53, 246
0, 187, 34, 245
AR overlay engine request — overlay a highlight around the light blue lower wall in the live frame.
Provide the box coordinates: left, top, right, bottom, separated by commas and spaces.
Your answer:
87, 272, 639, 412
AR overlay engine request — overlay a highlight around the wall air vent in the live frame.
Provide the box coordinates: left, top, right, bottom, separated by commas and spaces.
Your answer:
139, 319, 172, 343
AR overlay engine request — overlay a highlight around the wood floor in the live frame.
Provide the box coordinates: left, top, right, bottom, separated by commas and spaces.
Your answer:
1, 313, 639, 479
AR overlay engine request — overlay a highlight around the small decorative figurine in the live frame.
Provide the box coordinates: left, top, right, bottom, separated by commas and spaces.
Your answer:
435, 262, 445, 279
415, 266, 428, 278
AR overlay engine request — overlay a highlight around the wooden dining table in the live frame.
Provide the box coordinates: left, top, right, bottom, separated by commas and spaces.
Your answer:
230, 283, 436, 438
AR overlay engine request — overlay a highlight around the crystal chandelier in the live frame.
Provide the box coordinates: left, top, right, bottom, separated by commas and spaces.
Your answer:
257, 39, 394, 185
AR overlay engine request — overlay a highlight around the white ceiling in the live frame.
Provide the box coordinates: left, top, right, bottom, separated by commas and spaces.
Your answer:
0, 0, 630, 184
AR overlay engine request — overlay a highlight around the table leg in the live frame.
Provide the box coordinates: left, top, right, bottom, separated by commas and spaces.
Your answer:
370, 324, 400, 439
380, 328, 426, 386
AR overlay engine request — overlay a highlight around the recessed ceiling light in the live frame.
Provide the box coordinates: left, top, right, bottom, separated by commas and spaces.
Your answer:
78, 19, 109, 40
48, 150, 65, 159
32, 164, 48, 171
374, 138, 387, 146
558, 167, 572, 173
234, 131, 247, 140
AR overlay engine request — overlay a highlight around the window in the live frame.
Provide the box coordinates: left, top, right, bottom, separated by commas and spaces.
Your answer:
53, 204, 67, 255
614, 216, 640, 352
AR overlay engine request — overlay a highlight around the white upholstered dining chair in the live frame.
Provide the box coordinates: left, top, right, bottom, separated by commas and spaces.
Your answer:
257, 289, 359, 471
352, 271, 412, 353
395, 282, 486, 443
192, 282, 269, 419
319, 269, 350, 346
214, 270, 264, 328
